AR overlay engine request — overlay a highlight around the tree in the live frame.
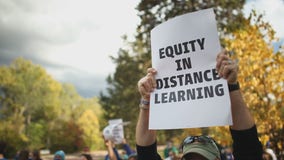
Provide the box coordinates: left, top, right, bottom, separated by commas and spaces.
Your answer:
223, 11, 284, 157
100, 49, 144, 144
49, 119, 83, 153
135, 0, 246, 55
100, 0, 247, 144
0, 58, 104, 154
0, 58, 63, 149
77, 109, 103, 150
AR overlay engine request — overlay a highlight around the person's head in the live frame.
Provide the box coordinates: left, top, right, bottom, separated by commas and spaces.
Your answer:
19, 149, 30, 160
180, 135, 220, 160
0, 141, 7, 155
224, 146, 232, 154
168, 150, 178, 159
32, 150, 41, 160
166, 140, 174, 148
54, 150, 65, 160
121, 150, 126, 155
80, 153, 92, 160
128, 153, 137, 160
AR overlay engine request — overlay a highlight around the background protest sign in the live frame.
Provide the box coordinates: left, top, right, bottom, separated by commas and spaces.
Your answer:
149, 8, 232, 130
103, 118, 125, 144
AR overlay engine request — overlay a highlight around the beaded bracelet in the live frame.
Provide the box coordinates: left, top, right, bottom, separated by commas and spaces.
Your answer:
139, 99, 150, 110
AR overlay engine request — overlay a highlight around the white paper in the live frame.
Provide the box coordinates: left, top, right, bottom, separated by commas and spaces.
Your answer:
108, 119, 124, 144
150, 8, 232, 130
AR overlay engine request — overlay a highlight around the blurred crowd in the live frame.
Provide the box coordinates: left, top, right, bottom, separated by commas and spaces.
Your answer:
1, 137, 283, 160
0, 138, 137, 160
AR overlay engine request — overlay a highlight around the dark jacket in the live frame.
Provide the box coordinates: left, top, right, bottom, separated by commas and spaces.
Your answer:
136, 125, 263, 160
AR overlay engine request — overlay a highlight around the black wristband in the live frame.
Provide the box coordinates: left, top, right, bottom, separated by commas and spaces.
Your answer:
228, 82, 240, 92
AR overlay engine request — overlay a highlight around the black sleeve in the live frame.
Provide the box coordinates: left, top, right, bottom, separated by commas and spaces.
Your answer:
230, 125, 263, 160
136, 141, 162, 160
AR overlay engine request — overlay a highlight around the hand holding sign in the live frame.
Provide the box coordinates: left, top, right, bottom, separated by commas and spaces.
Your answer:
216, 50, 238, 84
138, 68, 157, 101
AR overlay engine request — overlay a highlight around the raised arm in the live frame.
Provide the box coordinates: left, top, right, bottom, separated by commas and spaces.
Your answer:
136, 68, 157, 146
122, 138, 135, 155
105, 139, 118, 160
216, 50, 255, 130
136, 68, 163, 160
216, 50, 263, 159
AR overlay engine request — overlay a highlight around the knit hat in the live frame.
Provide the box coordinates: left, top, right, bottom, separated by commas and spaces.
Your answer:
54, 150, 65, 160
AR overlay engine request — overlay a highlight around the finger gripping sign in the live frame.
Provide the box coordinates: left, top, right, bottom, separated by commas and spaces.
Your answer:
150, 8, 232, 130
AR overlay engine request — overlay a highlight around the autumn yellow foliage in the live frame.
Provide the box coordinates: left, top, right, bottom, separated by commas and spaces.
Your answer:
224, 12, 284, 151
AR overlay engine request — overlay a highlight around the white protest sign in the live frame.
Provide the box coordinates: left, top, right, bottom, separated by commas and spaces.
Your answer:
108, 119, 124, 144
150, 8, 232, 129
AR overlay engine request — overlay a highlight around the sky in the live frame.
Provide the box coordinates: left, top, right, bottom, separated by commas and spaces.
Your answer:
0, 0, 283, 98
244, 0, 284, 49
